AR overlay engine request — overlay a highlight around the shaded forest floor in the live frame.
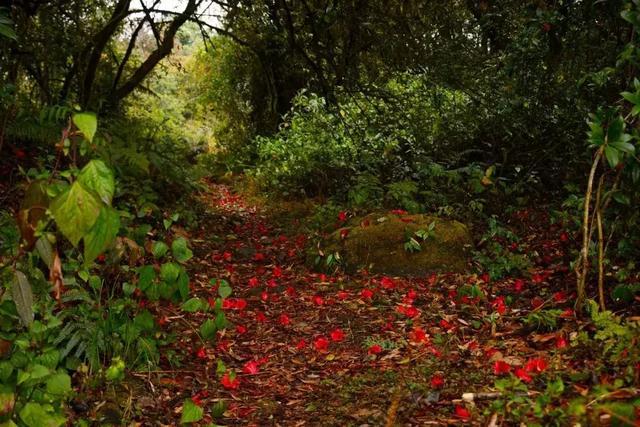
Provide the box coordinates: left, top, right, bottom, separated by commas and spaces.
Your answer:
88, 182, 636, 426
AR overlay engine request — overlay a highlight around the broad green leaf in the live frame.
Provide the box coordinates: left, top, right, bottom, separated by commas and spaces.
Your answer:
607, 116, 625, 143
50, 181, 101, 246
217, 280, 232, 299
171, 237, 193, 263
609, 140, 635, 154
45, 373, 71, 396
180, 398, 203, 424
604, 145, 620, 168
12, 271, 33, 327
160, 262, 180, 283
137, 265, 156, 291
215, 311, 227, 330
181, 298, 204, 313
177, 271, 190, 300
152, 241, 169, 258
83, 206, 120, 265
35, 237, 53, 268
77, 160, 114, 204
199, 319, 217, 340
72, 112, 97, 143
19, 402, 66, 427
133, 310, 155, 332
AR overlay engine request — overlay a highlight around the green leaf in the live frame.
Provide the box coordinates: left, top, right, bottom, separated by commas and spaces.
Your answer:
604, 146, 620, 168
50, 181, 101, 246
171, 237, 193, 263
45, 373, 71, 396
12, 271, 33, 327
35, 237, 53, 268
160, 262, 180, 283
77, 160, 114, 204
215, 311, 227, 330
180, 399, 203, 424
137, 265, 156, 291
133, 310, 155, 332
217, 280, 232, 299
607, 116, 625, 143
19, 403, 66, 427
152, 241, 169, 258
177, 271, 190, 300
609, 140, 635, 154
83, 206, 120, 265
200, 319, 217, 340
72, 112, 97, 143
182, 298, 204, 313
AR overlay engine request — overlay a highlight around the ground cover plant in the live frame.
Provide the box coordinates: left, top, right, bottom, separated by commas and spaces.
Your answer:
1, 0, 639, 425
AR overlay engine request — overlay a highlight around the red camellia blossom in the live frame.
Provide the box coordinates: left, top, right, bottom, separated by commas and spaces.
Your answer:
380, 276, 396, 289
480, 273, 490, 283
261, 291, 269, 302
236, 325, 247, 334
555, 335, 568, 349
278, 314, 291, 326
248, 277, 259, 288
531, 273, 544, 284
560, 308, 574, 318
525, 358, 548, 373
430, 375, 445, 388
410, 327, 428, 344
553, 291, 566, 303
403, 306, 419, 318
242, 360, 260, 375
286, 286, 297, 297
360, 288, 374, 299
338, 211, 347, 222
493, 360, 511, 375
368, 344, 383, 355
391, 209, 408, 215
513, 278, 525, 293
221, 372, 240, 389
439, 319, 453, 330
253, 252, 265, 262
255, 311, 267, 323
272, 266, 283, 278
296, 339, 307, 350
313, 295, 324, 306
559, 231, 569, 242
491, 296, 507, 315
515, 368, 532, 383
314, 336, 329, 352
196, 347, 207, 359
454, 405, 471, 420
223, 251, 233, 261
330, 328, 345, 342
340, 228, 350, 239
337, 290, 350, 300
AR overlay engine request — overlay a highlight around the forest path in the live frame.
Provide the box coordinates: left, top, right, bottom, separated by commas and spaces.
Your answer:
131, 182, 567, 426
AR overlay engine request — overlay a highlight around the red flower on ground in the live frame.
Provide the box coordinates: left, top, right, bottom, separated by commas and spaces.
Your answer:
196, 347, 207, 359
236, 325, 247, 334
286, 286, 297, 297
491, 296, 507, 315
454, 405, 471, 420
242, 360, 260, 375
278, 314, 291, 326
261, 291, 269, 302
248, 277, 259, 288
531, 296, 544, 309
223, 251, 232, 261
314, 336, 329, 352
481, 273, 490, 283
403, 306, 419, 318
380, 276, 396, 289
559, 231, 569, 242
525, 358, 548, 373
338, 211, 347, 222
296, 339, 307, 350
493, 360, 511, 375
439, 319, 453, 330
560, 308, 574, 318
555, 335, 568, 349
368, 344, 383, 355
430, 375, 444, 388
313, 295, 324, 306
337, 290, 350, 300
272, 266, 283, 278
531, 273, 545, 284
340, 228, 350, 239
410, 327, 428, 344
553, 291, 566, 303
221, 372, 240, 389
513, 278, 525, 293
330, 328, 345, 342
255, 311, 267, 323
515, 368, 532, 383
360, 288, 374, 299
253, 252, 265, 261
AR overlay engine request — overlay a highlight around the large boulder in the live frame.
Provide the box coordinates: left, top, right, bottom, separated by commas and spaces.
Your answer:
308, 213, 473, 276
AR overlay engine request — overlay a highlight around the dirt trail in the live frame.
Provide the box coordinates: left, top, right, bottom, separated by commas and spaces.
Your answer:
128, 183, 571, 426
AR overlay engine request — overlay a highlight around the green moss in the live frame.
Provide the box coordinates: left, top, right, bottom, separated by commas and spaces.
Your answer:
309, 213, 473, 275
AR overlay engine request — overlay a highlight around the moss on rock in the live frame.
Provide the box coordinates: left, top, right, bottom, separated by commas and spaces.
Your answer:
308, 213, 473, 275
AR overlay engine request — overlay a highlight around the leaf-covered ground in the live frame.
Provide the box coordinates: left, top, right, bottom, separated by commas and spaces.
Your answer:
93, 183, 636, 425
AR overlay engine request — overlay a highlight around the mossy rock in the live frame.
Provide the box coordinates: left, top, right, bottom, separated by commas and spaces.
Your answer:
308, 213, 473, 276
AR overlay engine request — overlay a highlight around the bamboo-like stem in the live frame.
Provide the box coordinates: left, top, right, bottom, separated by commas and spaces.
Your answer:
595, 172, 606, 311
575, 146, 604, 312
